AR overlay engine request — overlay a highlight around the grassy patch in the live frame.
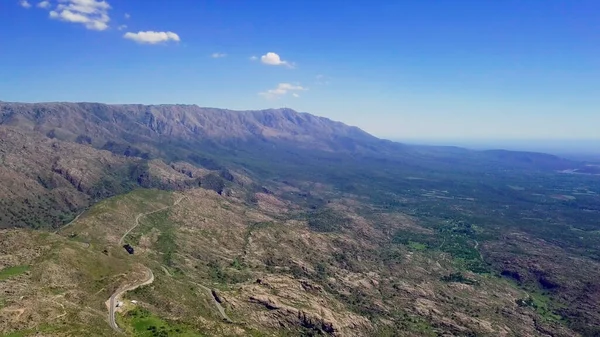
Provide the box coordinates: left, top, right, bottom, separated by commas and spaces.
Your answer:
155, 229, 177, 267
407, 241, 427, 251
118, 307, 206, 337
516, 292, 563, 322
0, 265, 30, 281
531, 292, 564, 322
0, 325, 58, 337
86, 189, 173, 218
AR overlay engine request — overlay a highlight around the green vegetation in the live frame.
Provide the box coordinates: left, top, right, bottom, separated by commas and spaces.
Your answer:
230, 257, 245, 270
306, 209, 349, 232
375, 312, 438, 337
200, 173, 226, 194
155, 226, 176, 267
516, 292, 563, 322
119, 307, 206, 337
393, 230, 437, 247
207, 260, 251, 285
530, 292, 563, 322
0, 265, 30, 281
440, 272, 479, 286
407, 241, 427, 251
86, 188, 173, 219
0, 324, 60, 337
393, 219, 489, 274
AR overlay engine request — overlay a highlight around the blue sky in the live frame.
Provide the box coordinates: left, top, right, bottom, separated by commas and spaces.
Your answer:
1, 0, 599, 140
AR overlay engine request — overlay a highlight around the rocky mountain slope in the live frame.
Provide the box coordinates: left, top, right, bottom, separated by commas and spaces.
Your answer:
0, 122, 222, 229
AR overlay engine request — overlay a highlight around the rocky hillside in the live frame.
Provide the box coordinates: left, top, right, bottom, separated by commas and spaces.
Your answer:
0, 124, 224, 229
0, 101, 387, 229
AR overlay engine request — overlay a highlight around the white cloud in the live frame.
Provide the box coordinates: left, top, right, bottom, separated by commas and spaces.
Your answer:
260, 52, 293, 68
211, 53, 227, 58
123, 31, 181, 44
259, 83, 306, 99
124, 13, 130, 19
117, 24, 127, 31
249, 55, 258, 61
19, 0, 32, 8
49, 0, 111, 31
37, 0, 50, 8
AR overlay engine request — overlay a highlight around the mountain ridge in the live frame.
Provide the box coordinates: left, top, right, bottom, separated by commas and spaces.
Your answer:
0, 101, 375, 146
0, 101, 576, 170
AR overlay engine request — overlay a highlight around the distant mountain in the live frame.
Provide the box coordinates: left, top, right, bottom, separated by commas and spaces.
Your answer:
0, 102, 578, 171
0, 102, 381, 154
0, 101, 584, 228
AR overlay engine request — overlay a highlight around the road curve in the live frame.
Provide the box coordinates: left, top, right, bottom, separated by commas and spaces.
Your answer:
119, 195, 185, 245
192, 282, 233, 323
54, 211, 85, 234
108, 267, 155, 333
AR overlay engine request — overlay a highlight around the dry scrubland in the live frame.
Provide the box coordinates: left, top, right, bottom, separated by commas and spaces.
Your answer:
0, 183, 579, 336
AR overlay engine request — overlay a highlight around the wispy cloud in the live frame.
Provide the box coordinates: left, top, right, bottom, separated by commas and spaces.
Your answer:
36, 0, 50, 8
117, 24, 127, 31
249, 55, 258, 61
259, 83, 306, 99
124, 13, 130, 19
48, 0, 112, 31
19, 0, 32, 8
211, 52, 227, 58
315, 74, 332, 85
123, 31, 180, 44
260, 52, 294, 68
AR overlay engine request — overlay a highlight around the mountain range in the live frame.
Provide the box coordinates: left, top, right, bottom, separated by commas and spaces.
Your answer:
0, 101, 582, 231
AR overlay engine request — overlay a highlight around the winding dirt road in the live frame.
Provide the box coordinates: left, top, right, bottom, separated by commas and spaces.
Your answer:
107, 195, 185, 333
192, 282, 233, 323
54, 211, 85, 234
161, 266, 232, 323
107, 267, 155, 333
119, 195, 186, 245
